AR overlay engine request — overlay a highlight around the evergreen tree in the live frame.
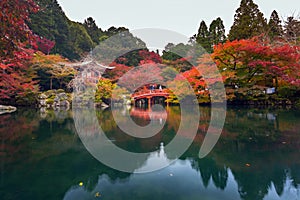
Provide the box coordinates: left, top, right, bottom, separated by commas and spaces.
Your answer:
28, 0, 149, 61
228, 0, 267, 40
209, 17, 226, 46
162, 43, 191, 61
68, 21, 95, 55
196, 21, 212, 52
105, 26, 129, 37
268, 10, 283, 40
29, 0, 70, 57
29, 0, 95, 60
92, 29, 147, 66
284, 16, 300, 43
83, 17, 104, 44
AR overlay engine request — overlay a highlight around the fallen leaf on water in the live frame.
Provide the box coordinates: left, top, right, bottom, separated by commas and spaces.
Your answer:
95, 192, 101, 197
79, 182, 83, 186
245, 163, 251, 167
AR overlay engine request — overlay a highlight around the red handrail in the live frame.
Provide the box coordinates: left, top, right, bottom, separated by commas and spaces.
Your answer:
132, 89, 169, 99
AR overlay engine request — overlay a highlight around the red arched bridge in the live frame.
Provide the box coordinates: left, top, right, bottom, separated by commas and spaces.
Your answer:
131, 89, 170, 106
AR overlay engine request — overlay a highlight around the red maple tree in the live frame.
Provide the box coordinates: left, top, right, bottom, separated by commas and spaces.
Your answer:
0, 0, 39, 101
212, 37, 300, 88
138, 50, 162, 65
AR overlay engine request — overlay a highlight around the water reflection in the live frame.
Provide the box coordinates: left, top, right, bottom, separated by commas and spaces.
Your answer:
130, 106, 168, 121
134, 142, 172, 173
1, 107, 300, 200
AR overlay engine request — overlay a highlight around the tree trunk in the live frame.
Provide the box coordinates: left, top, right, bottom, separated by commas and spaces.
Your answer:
50, 78, 53, 90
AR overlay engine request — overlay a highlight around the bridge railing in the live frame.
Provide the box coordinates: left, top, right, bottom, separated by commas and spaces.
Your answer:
131, 89, 169, 98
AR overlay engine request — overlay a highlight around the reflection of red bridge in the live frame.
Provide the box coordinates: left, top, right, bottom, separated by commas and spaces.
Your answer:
132, 89, 170, 106
130, 107, 168, 120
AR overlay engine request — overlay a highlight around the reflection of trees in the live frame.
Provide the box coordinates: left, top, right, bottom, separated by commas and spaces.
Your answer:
2, 142, 131, 200
187, 146, 300, 200
0, 109, 39, 163
97, 106, 300, 200
223, 108, 300, 200
3, 107, 300, 200
191, 158, 228, 190
84, 106, 300, 200
234, 171, 270, 200
290, 165, 300, 189
1, 109, 131, 200
230, 164, 290, 200
183, 107, 300, 200
211, 165, 228, 190
96, 108, 166, 153
223, 108, 281, 143
33, 110, 75, 141
1, 109, 75, 159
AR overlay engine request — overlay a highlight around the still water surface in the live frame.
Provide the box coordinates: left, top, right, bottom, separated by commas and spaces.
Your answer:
1, 106, 300, 200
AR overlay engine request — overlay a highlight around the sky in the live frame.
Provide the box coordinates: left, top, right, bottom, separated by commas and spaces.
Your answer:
56, 0, 299, 47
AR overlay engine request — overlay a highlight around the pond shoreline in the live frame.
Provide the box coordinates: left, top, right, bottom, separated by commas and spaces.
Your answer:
2, 101, 300, 110
1, 90, 300, 110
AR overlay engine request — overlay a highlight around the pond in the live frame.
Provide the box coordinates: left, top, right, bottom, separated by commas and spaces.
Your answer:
1, 106, 300, 200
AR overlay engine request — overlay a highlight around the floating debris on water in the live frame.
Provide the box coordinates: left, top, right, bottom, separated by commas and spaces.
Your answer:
95, 192, 101, 197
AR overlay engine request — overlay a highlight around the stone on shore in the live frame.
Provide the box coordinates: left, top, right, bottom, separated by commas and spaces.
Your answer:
0, 105, 17, 115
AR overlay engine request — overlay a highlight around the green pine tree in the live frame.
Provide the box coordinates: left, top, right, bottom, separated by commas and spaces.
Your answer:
209, 17, 226, 46
29, 0, 96, 60
268, 10, 283, 40
284, 16, 300, 43
196, 20, 212, 52
228, 0, 267, 40
68, 21, 95, 55
29, 0, 70, 56
83, 17, 104, 44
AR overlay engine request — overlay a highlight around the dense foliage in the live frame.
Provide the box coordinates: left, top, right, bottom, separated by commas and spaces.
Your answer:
0, 0, 39, 103
1, 0, 299, 106
31, 52, 76, 91
28, 0, 75, 58
212, 37, 300, 102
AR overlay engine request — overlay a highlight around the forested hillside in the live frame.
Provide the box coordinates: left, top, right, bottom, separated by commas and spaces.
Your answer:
28, 0, 144, 60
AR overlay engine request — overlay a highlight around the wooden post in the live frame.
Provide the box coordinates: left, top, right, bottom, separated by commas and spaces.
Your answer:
148, 97, 151, 109
166, 97, 169, 108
